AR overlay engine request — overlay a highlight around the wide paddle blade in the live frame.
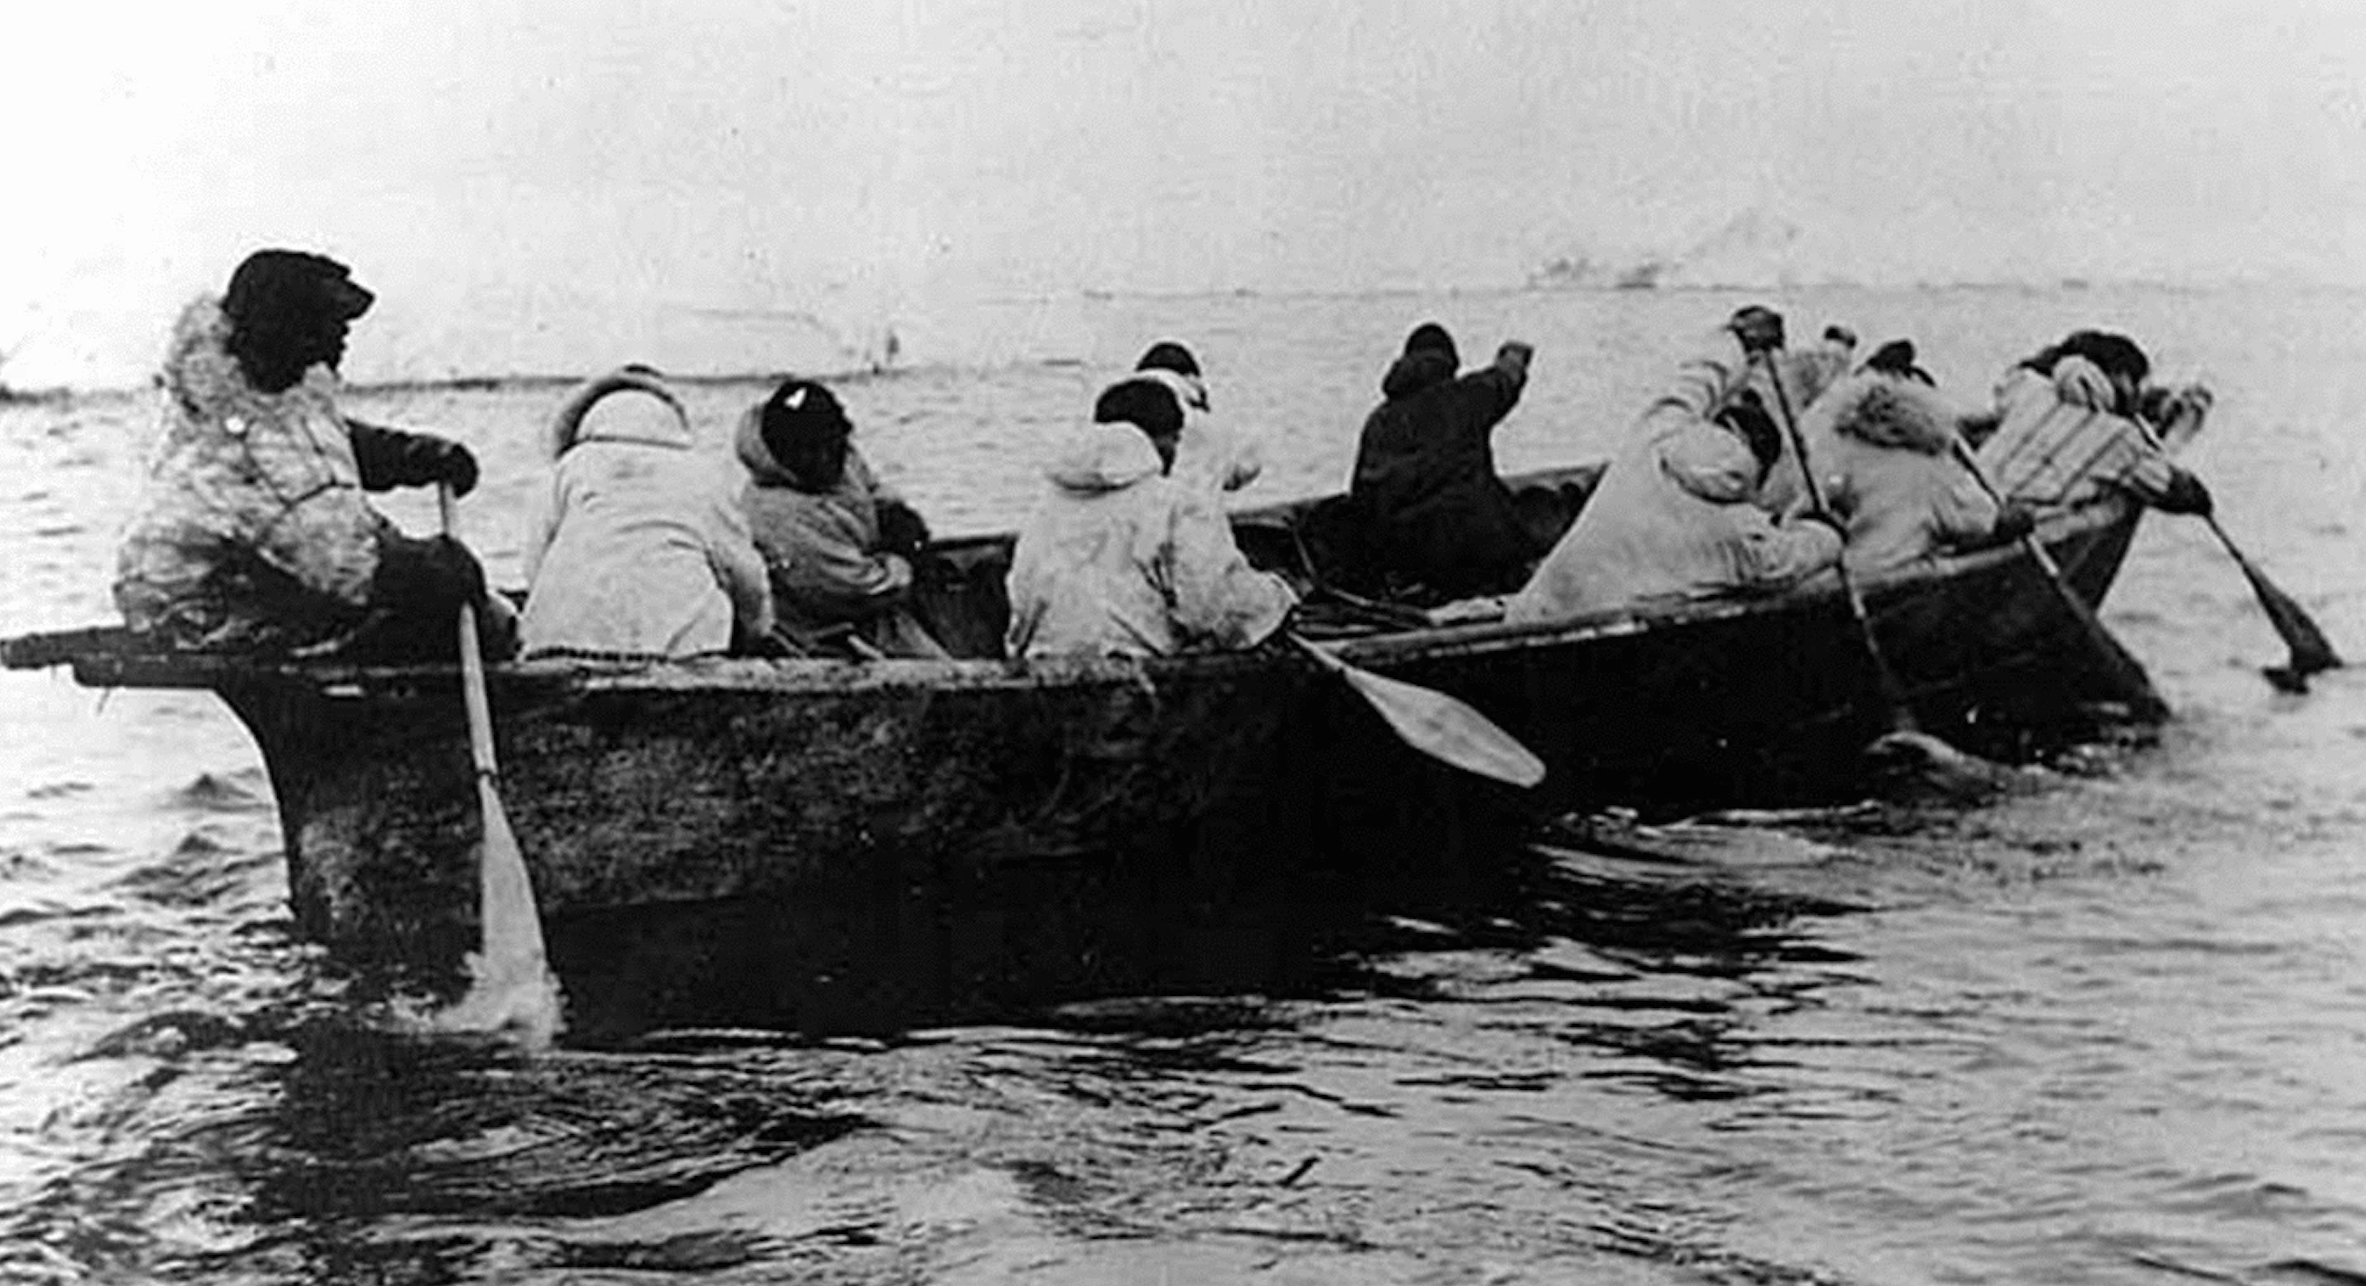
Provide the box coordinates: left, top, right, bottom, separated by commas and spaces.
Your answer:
434, 485, 564, 1047
1295, 637, 1545, 788
2210, 517, 2342, 678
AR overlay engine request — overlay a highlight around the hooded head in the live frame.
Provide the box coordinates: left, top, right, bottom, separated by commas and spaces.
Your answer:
1861, 338, 1935, 386
740, 378, 853, 493
221, 249, 375, 392
1657, 419, 1767, 506
1816, 373, 1963, 455
2026, 330, 2149, 414
1135, 341, 1209, 410
1382, 322, 1461, 398
1403, 322, 1458, 368
1094, 376, 1185, 472
571, 387, 692, 452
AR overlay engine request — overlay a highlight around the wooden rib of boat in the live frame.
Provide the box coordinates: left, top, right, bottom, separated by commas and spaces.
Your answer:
4, 463, 2160, 979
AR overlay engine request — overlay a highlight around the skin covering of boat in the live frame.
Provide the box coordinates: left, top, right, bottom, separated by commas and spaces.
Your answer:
6, 464, 2160, 1028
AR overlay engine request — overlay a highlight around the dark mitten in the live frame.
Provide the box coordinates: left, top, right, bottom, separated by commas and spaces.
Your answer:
372, 533, 487, 618
1991, 503, 2037, 544
2159, 469, 2214, 517
349, 421, 480, 496
876, 499, 933, 558
1727, 305, 1786, 355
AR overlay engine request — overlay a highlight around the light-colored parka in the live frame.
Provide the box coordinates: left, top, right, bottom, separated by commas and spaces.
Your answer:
518, 389, 773, 659
114, 297, 395, 649
1004, 424, 1297, 659
1776, 373, 2000, 576
1506, 332, 1843, 624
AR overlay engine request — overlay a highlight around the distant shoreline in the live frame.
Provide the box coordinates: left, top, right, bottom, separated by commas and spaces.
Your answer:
9, 277, 2352, 399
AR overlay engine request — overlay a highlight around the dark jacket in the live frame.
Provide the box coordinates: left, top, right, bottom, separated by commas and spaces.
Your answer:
1348, 347, 1532, 597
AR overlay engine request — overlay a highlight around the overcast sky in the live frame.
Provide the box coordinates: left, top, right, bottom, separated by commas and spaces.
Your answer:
4, 0, 2360, 385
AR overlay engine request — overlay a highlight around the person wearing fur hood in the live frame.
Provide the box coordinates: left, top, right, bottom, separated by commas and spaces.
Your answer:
517, 367, 774, 660
1763, 351, 2015, 577
1004, 377, 1298, 659
734, 378, 946, 658
1506, 312, 1844, 624
113, 249, 496, 656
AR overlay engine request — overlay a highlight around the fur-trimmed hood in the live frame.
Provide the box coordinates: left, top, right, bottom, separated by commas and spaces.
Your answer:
1813, 373, 1966, 455
161, 295, 338, 423
733, 404, 795, 485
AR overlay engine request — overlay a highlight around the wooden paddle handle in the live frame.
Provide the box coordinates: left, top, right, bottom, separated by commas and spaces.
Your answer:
439, 484, 501, 779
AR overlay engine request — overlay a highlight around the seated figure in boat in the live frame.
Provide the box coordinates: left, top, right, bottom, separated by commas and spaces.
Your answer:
1131, 340, 1263, 497
1505, 307, 1846, 623
1763, 340, 2026, 577
1004, 376, 1298, 659
734, 378, 948, 658
1348, 322, 1539, 600
113, 249, 500, 658
517, 368, 776, 660
1972, 330, 2214, 516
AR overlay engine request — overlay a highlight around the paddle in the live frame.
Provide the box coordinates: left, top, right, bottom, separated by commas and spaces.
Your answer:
433, 484, 564, 1046
1292, 635, 1545, 788
2125, 406, 2342, 689
1753, 349, 1919, 734
1748, 348, 2027, 795
2204, 515, 2342, 690
1951, 441, 2170, 720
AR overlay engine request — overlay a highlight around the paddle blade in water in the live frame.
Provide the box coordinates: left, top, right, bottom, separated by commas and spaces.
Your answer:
436, 781, 564, 1047
1333, 663, 1546, 788
2231, 547, 2342, 676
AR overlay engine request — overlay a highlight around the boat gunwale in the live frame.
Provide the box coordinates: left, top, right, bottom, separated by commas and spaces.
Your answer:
5, 480, 2132, 698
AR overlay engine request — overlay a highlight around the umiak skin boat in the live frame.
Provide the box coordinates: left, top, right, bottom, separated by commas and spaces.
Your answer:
6, 461, 2160, 978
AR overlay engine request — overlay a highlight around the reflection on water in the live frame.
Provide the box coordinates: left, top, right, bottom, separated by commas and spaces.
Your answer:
4, 283, 2365, 1283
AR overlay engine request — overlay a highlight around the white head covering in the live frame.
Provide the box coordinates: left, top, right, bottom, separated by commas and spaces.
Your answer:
566, 388, 691, 453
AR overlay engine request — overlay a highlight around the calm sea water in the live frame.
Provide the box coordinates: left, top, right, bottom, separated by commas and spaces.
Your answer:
2, 284, 2362, 1285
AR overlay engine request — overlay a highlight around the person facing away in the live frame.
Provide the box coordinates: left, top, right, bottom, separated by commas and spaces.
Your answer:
1347, 322, 1538, 599
1506, 308, 1845, 624
113, 249, 496, 657
1130, 340, 1263, 497
1973, 329, 2214, 516
734, 377, 947, 658
516, 367, 774, 660
1004, 377, 1299, 659
1772, 345, 2019, 577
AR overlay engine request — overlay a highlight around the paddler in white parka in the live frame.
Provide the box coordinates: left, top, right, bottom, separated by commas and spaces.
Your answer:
1004, 376, 1298, 659
113, 249, 502, 658
1130, 340, 1263, 498
518, 367, 776, 661
1505, 306, 1848, 623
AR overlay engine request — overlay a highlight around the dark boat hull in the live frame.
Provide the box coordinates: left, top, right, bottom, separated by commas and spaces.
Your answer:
6, 478, 2153, 1026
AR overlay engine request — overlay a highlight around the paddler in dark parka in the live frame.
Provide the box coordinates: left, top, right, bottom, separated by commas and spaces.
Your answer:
1348, 322, 1538, 600
735, 378, 947, 657
113, 249, 500, 657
